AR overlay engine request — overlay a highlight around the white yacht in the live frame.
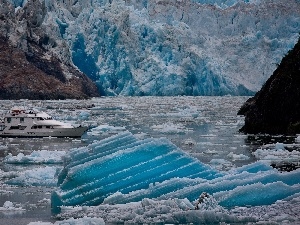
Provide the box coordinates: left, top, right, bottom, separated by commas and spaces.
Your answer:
0, 107, 88, 138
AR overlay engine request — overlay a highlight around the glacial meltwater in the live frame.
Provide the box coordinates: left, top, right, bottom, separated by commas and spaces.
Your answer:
0, 97, 300, 225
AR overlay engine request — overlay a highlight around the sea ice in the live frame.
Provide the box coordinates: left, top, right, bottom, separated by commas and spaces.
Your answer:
57, 198, 257, 224
6, 166, 58, 187
86, 124, 126, 136
27, 216, 105, 225
0, 201, 25, 212
0, 169, 18, 179
227, 152, 250, 161
4, 150, 66, 164
253, 143, 300, 162
151, 122, 192, 134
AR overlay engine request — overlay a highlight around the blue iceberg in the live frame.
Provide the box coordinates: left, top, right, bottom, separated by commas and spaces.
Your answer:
51, 131, 300, 214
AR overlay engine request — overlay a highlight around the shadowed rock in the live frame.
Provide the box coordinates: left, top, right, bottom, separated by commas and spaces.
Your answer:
0, 37, 99, 100
0, 0, 99, 100
238, 36, 300, 134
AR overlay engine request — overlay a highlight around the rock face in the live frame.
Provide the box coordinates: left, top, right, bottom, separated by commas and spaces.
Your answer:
0, 0, 99, 99
238, 37, 300, 134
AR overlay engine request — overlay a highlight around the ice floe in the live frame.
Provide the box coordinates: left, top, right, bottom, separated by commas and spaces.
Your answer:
4, 150, 66, 164
6, 166, 58, 187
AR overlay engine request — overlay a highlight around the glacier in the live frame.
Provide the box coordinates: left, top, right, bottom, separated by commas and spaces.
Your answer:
6, 0, 300, 96
51, 131, 300, 217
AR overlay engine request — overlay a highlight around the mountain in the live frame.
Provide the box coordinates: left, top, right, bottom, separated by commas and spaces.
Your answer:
238, 36, 300, 134
0, 0, 99, 99
4, 0, 300, 96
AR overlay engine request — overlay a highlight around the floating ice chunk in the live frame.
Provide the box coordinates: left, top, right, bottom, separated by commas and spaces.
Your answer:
0, 169, 18, 179
215, 181, 300, 207
52, 132, 222, 213
87, 124, 126, 136
232, 160, 273, 174
151, 122, 192, 134
51, 132, 300, 215
6, 166, 58, 187
275, 142, 285, 150
183, 138, 197, 146
27, 223, 53, 225
209, 159, 234, 171
57, 198, 257, 224
78, 111, 90, 120
161, 107, 200, 119
28, 217, 105, 225
3, 201, 14, 209
253, 147, 300, 162
0, 201, 24, 211
4, 150, 66, 164
227, 152, 250, 161
0, 145, 8, 150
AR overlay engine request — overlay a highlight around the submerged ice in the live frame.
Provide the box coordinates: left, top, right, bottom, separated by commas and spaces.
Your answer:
51, 131, 300, 217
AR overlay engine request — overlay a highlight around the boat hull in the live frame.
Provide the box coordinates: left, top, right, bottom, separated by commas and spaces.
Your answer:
0, 126, 88, 138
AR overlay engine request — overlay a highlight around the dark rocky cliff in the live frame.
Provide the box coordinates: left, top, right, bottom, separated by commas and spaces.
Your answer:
0, 0, 99, 99
238, 36, 300, 134
0, 37, 99, 99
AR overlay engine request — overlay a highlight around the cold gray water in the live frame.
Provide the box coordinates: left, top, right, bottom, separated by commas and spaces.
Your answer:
0, 96, 298, 225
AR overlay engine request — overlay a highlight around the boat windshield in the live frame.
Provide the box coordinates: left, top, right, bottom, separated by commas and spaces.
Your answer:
39, 117, 53, 120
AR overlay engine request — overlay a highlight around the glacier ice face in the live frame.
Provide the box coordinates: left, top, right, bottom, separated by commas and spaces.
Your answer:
65, 0, 300, 95
52, 131, 300, 214
7, 0, 300, 96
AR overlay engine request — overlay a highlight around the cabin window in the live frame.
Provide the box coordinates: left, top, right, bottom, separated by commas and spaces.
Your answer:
32, 126, 37, 129
7, 118, 11, 123
9, 126, 26, 130
20, 118, 24, 123
38, 125, 42, 129
46, 126, 51, 129
9, 126, 19, 130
